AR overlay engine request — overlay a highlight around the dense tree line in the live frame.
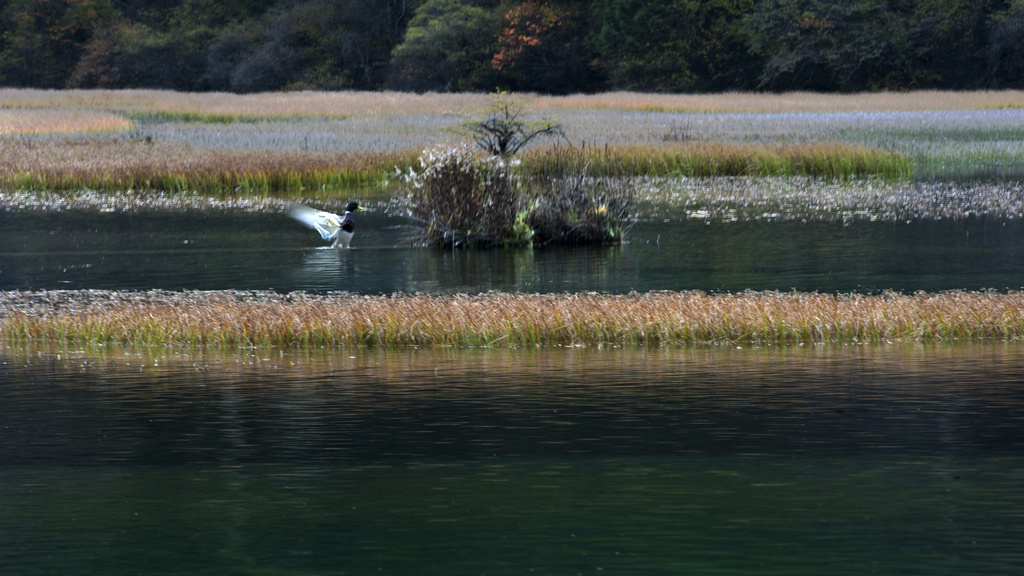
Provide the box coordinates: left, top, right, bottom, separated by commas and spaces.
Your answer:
1, 0, 1022, 94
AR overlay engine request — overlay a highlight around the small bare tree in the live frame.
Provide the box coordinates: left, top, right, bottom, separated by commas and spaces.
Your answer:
463, 92, 563, 157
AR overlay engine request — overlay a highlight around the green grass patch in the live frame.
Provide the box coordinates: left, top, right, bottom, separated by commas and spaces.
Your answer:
0, 167, 395, 196
522, 143, 912, 180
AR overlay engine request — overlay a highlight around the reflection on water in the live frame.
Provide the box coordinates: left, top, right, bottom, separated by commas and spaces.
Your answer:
3, 208, 1024, 293
3, 344, 1024, 464
2, 345, 1023, 574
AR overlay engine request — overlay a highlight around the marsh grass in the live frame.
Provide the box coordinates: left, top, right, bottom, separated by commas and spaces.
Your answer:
6, 89, 1022, 192
4, 174, 1022, 224
640, 178, 1024, 222
0, 138, 416, 195
0, 136, 907, 196
4, 89, 1016, 188
124, 111, 346, 125
3, 90, 1020, 354
0, 109, 131, 135
4, 88, 1021, 116
523, 142, 911, 180
3, 290, 1023, 349
536, 90, 1024, 113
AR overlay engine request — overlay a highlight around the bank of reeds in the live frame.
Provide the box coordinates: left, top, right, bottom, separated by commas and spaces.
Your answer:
4, 88, 1021, 116
123, 110, 346, 124
3, 89, 1020, 183
523, 142, 911, 180
3, 290, 1023, 349
1, 109, 132, 135
537, 90, 1024, 113
0, 138, 908, 196
0, 138, 415, 195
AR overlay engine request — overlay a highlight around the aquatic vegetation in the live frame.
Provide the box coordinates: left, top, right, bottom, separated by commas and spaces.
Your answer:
525, 145, 636, 245
113, 106, 1020, 177
0, 137, 906, 199
123, 110, 346, 125
0, 189, 293, 213
539, 108, 1021, 182
534, 90, 1024, 114
4, 88, 1020, 117
400, 145, 635, 248
3, 289, 1023, 349
0, 138, 415, 195
0, 109, 131, 135
401, 144, 533, 248
0, 88, 493, 117
4, 178, 1023, 225
522, 142, 910, 180
3, 89, 1020, 184
640, 178, 1024, 223
1, 89, 1021, 351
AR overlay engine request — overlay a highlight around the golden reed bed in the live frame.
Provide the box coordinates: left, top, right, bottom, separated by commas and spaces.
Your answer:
3, 88, 1022, 116
0, 138, 905, 194
2, 290, 1023, 349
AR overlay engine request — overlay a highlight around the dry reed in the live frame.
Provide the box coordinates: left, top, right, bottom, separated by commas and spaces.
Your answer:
0, 109, 131, 135
4, 88, 1022, 116
0, 138, 415, 194
3, 89, 1018, 192
3, 290, 1023, 349
534, 90, 1024, 113
0, 137, 905, 196
0, 89, 494, 117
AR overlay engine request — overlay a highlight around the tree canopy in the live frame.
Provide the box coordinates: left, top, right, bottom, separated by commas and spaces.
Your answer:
0, 0, 1021, 93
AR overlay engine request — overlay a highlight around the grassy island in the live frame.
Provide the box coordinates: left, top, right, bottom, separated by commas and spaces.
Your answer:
3, 290, 1024, 349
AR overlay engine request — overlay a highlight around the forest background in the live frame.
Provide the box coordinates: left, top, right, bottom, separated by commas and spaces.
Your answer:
1, 0, 1022, 95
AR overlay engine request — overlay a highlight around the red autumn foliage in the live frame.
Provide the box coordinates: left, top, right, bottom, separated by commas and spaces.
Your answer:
492, 1, 561, 72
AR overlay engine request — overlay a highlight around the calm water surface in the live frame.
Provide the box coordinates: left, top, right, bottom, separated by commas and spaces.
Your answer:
3, 207, 1024, 293
2, 345, 1024, 575
3, 205, 1024, 574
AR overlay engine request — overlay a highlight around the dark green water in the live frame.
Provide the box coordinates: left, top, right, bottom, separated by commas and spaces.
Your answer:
2, 346, 1024, 575
2, 208, 1024, 293
3, 207, 1024, 574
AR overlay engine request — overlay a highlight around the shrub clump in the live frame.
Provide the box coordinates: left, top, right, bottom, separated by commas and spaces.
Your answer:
401, 144, 533, 248
526, 145, 635, 245
400, 144, 634, 248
